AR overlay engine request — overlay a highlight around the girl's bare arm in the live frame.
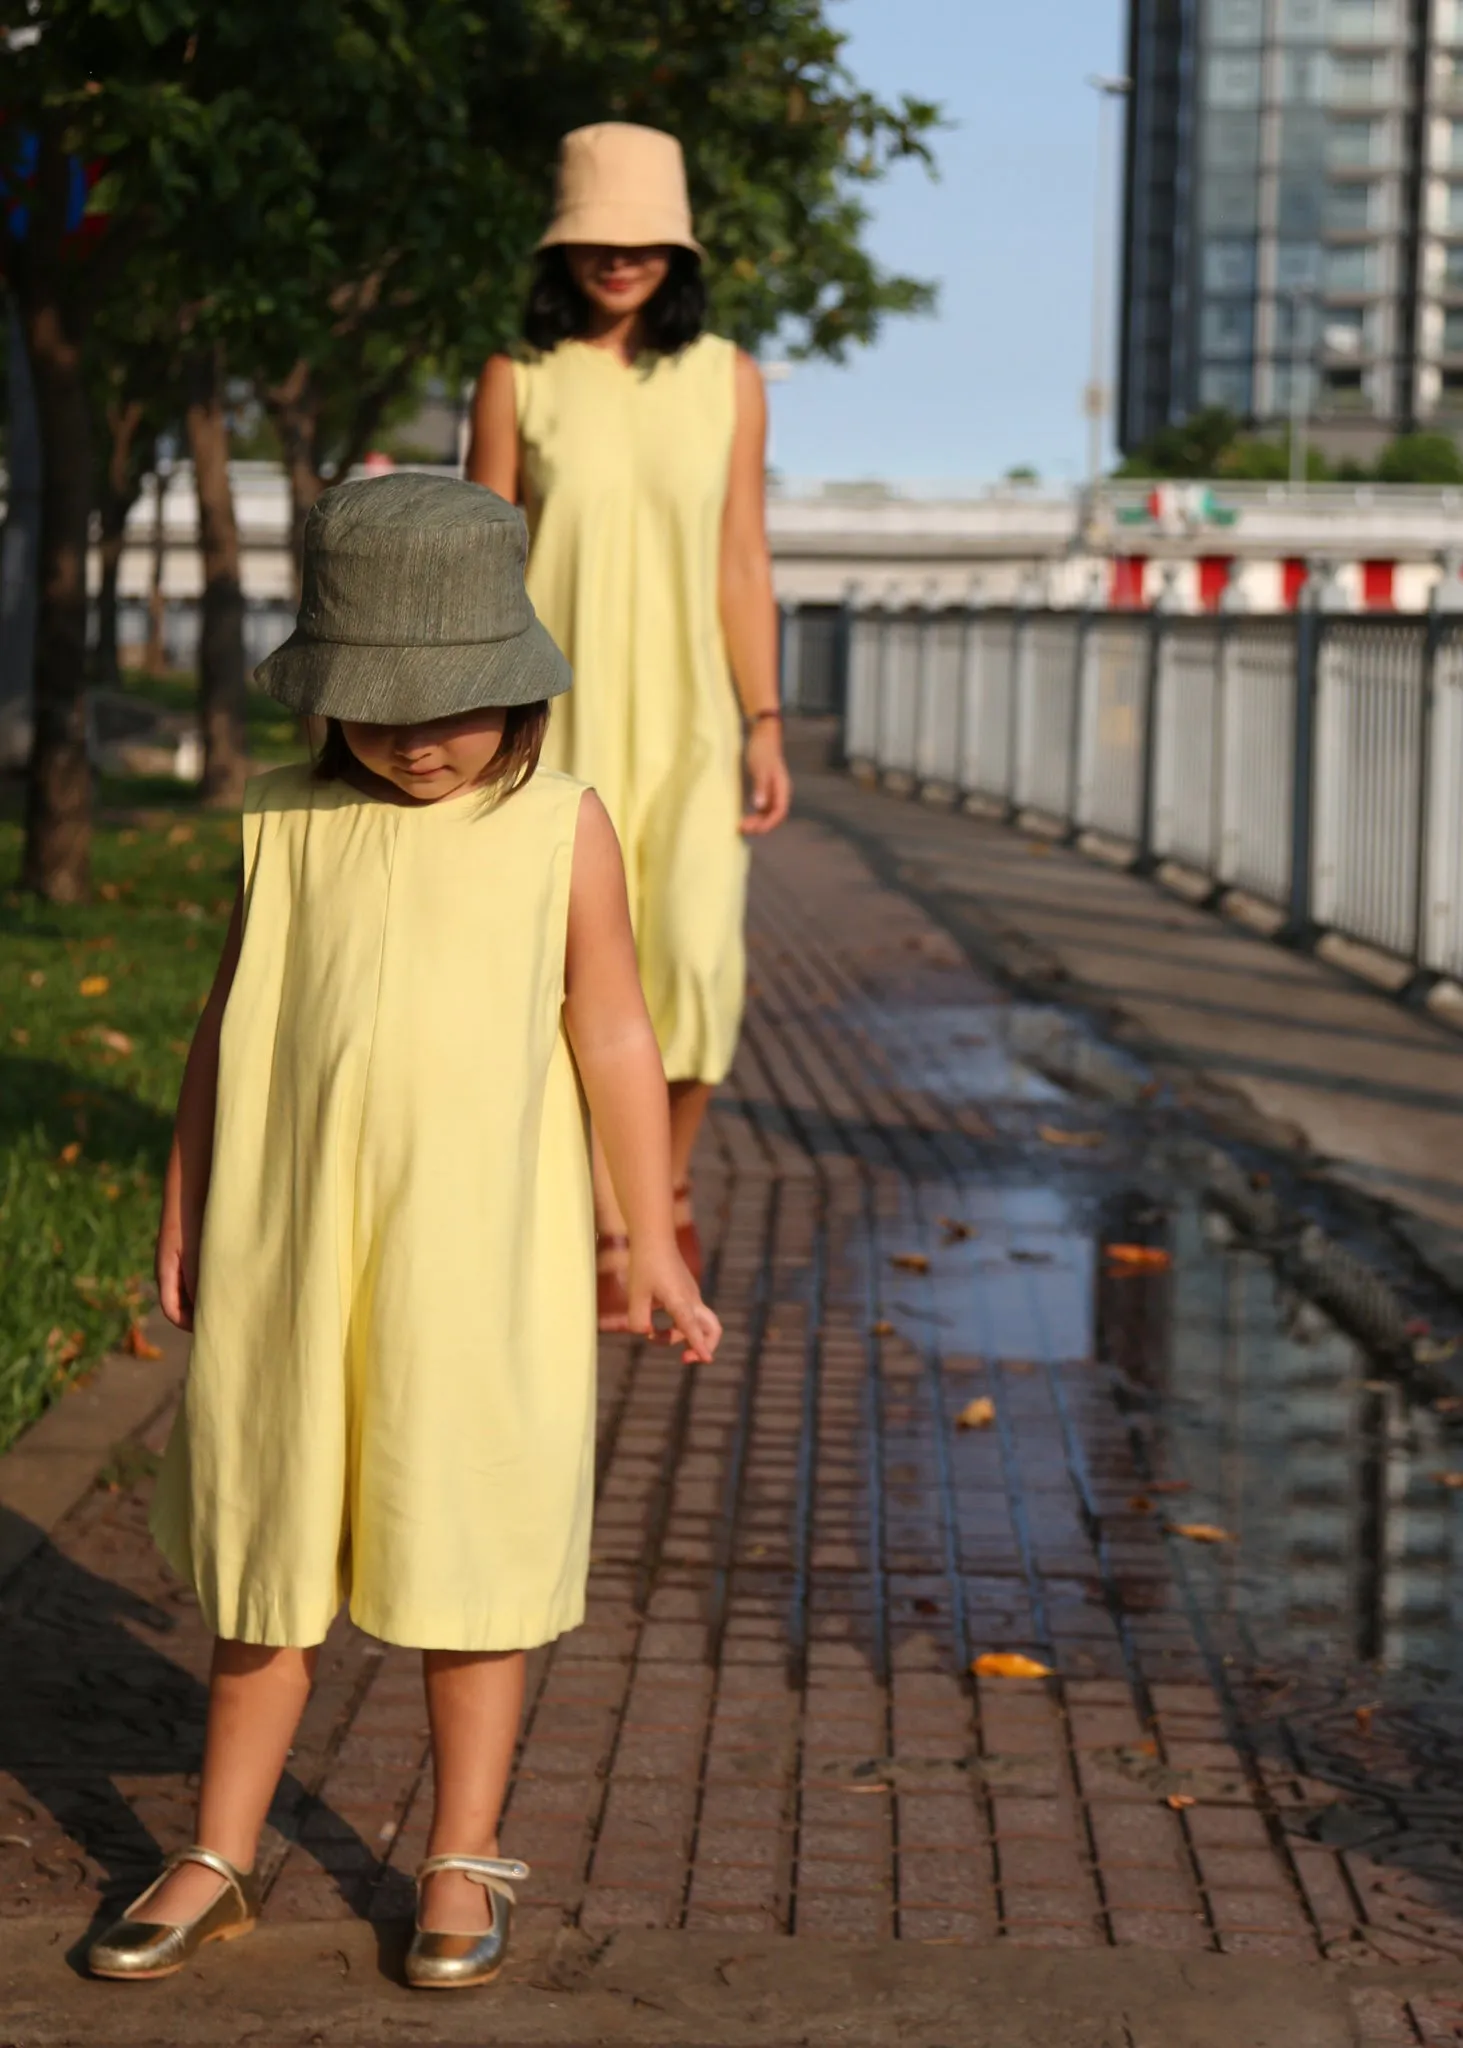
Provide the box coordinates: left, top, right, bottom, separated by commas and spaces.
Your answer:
464, 355, 521, 501
156, 883, 244, 1330
720, 350, 791, 836
562, 793, 720, 1361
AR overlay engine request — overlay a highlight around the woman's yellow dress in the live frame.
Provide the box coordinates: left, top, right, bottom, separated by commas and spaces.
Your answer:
149, 762, 596, 1651
514, 333, 746, 1084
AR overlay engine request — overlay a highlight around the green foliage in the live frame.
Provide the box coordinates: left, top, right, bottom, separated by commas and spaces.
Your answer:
0, 808, 236, 1450
1117, 408, 1463, 485
1372, 432, 1463, 485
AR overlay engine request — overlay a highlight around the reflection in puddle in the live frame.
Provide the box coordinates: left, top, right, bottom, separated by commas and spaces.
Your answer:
857, 1003, 1066, 1106
1101, 1200, 1463, 1686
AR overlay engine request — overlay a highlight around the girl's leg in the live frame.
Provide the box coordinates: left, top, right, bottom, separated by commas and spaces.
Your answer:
417, 1649, 526, 1933
138, 1641, 317, 1922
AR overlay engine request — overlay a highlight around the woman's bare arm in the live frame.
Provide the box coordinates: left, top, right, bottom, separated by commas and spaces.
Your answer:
563, 793, 720, 1361
156, 882, 244, 1329
465, 354, 521, 501
719, 350, 791, 835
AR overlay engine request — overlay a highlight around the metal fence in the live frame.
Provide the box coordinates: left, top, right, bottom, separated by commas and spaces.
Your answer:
834, 600, 1463, 985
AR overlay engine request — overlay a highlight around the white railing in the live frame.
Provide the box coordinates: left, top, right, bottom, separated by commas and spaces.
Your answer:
838, 600, 1463, 985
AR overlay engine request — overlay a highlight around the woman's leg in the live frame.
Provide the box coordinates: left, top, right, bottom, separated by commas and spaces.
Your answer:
136, 1640, 317, 1921
669, 1080, 712, 1202
416, 1649, 526, 1932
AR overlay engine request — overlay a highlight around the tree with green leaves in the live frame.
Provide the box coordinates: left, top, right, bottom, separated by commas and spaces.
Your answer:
5, 0, 938, 902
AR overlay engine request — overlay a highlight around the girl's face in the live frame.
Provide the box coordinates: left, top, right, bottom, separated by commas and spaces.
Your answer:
566, 243, 672, 322
341, 709, 507, 802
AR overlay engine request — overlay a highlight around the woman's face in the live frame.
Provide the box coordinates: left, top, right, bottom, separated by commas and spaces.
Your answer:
342, 708, 507, 802
565, 244, 672, 321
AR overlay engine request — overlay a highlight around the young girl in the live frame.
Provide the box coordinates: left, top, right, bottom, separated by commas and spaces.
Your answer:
87, 472, 719, 1992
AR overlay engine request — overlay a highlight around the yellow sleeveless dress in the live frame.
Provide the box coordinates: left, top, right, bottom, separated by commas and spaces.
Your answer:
149, 761, 596, 1651
514, 333, 747, 1084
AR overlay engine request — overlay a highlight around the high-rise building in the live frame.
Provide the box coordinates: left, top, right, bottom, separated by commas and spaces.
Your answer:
1120, 0, 1463, 459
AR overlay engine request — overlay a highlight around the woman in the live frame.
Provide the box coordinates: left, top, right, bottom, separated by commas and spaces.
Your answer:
468, 121, 791, 1324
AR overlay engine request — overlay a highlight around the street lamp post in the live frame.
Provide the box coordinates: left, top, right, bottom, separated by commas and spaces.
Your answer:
1085, 73, 1132, 493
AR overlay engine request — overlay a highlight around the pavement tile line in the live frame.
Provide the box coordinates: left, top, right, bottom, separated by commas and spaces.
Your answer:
9, 810, 1463, 2044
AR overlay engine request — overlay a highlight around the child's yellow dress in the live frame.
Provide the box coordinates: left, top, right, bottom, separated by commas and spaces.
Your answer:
513, 334, 746, 1086
150, 762, 596, 1651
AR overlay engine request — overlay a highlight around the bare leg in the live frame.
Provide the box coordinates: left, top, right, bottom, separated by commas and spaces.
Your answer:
668, 1080, 712, 1214
135, 1641, 317, 1922
416, 1649, 526, 1933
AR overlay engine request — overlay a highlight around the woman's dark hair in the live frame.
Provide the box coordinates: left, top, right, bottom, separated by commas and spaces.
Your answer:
523, 245, 706, 356
313, 701, 551, 802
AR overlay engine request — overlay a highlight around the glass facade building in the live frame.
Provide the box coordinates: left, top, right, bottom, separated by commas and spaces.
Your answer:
1120, 0, 1463, 456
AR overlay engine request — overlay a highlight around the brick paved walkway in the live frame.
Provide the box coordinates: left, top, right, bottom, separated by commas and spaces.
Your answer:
5, 802, 1463, 2043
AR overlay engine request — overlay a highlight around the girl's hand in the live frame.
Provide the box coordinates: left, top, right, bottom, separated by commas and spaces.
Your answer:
626, 1241, 722, 1363
155, 1209, 199, 1332
741, 720, 792, 836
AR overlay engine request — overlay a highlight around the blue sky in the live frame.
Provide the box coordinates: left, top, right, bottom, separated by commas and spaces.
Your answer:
767, 0, 1127, 486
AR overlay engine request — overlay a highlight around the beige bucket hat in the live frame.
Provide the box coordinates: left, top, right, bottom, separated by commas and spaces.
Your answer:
537, 122, 704, 257
255, 474, 571, 724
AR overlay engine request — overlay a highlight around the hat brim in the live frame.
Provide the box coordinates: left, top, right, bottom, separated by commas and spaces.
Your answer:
253, 616, 571, 723
538, 206, 704, 258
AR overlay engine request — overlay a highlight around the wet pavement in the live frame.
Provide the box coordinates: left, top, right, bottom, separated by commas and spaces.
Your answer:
5, 804, 1463, 2043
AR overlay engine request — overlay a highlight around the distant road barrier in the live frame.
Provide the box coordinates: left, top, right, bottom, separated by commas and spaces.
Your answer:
824, 600, 1463, 989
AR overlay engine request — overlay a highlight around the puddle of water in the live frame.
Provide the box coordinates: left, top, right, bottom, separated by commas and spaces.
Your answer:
1101, 1200, 1463, 1686
857, 1003, 1067, 1106
863, 1176, 1463, 1687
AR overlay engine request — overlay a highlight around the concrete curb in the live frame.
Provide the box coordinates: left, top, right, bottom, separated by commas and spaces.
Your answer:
0, 1312, 186, 1585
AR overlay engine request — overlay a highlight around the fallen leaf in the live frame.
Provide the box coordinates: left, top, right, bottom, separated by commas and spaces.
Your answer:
956, 1397, 996, 1431
97, 881, 120, 902
1037, 1125, 1104, 1149
10, 1027, 29, 1046
1169, 1522, 1234, 1544
123, 1325, 163, 1361
58, 1142, 81, 1166
46, 1328, 85, 1366
972, 1652, 1054, 1680
1129, 1495, 1153, 1513
1354, 1704, 1377, 1737
912, 1597, 940, 1616
77, 975, 110, 998
1434, 1471, 1463, 1490
938, 1217, 976, 1243
870, 1320, 895, 1337
27, 969, 45, 988
1106, 1244, 1172, 1271
166, 823, 195, 846
1166, 1794, 1196, 1811
102, 1184, 121, 1201
890, 1252, 930, 1274
96, 1029, 134, 1056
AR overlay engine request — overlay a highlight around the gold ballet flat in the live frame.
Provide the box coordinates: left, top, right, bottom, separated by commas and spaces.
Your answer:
405, 1853, 530, 1990
88, 1844, 259, 1981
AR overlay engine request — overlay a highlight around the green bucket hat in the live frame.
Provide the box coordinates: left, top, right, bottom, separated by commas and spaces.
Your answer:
254, 473, 571, 723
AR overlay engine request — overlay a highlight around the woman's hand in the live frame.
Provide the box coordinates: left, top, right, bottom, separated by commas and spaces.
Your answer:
741, 720, 792, 836
626, 1239, 722, 1363
155, 1205, 200, 1332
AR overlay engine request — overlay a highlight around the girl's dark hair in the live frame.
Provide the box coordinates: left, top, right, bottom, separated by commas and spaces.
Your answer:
313, 701, 551, 802
523, 245, 706, 356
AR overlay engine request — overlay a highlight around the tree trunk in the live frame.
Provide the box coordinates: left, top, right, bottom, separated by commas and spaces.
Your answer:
19, 291, 93, 904
94, 397, 145, 689
265, 360, 326, 588
185, 348, 248, 807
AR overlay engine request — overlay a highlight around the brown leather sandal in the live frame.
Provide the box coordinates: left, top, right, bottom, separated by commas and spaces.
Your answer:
596, 1232, 630, 1329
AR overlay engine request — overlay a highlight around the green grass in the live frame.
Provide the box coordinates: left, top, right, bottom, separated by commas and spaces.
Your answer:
116, 669, 305, 767
0, 694, 308, 1453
